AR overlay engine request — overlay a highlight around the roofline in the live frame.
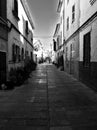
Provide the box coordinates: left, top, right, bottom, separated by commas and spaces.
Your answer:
20, 0, 35, 30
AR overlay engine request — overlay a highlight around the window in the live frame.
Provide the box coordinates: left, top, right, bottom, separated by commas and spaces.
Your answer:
67, 17, 69, 30
31, 52, 33, 59
53, 39, 56, 51
12, 44, 16, 62
14, 0, 18, 15
16, 45, 20, 62
30, 31, 33, 43
12, 44, 20, 62
25, 20, 29, 34
72, 5, 75, 23
67, 0, 69, 4
21, 48, 24, 60
12, 0, 19, 21
83, 32, 91, 67
0, 0, 6, 19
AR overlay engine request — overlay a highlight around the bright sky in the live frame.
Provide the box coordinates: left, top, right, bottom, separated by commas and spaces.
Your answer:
27, 0, 59, 51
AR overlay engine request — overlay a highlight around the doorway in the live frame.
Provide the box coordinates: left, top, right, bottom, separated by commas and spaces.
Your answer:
0, 51, 6, 84
83, 32, 91, 81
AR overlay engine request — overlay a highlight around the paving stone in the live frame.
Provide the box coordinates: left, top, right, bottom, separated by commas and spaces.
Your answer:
2, 126, 48, 130
0, 64, 97, 129
50, 109, 70, 126
50, 126, 72, 130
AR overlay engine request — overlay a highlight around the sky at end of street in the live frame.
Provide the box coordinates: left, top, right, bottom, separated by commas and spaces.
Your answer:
27, 0, 59, 51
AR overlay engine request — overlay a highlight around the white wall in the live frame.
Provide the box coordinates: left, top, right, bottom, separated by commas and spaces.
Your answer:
80, 18, 97, 62
64, 0, 80, 40
7, 0, 34, 71
91, 19, 97, 62
7, 0, 34, 35
80, 0, 97, 26
79, 0, 97, 62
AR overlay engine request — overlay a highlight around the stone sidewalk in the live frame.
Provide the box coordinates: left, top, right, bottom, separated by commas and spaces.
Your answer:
47, 64, 97, 130
0, 63, 97, 130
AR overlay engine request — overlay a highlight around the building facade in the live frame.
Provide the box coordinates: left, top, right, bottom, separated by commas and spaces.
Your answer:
7, 0, 34, 81
0, 0, 8, 84
57, 0, 64, 68
63, 0, 80, 78
79, 0, 97, 87
63, 0, 97, 88
53, 23, 60, 65
0, 0, 34, 85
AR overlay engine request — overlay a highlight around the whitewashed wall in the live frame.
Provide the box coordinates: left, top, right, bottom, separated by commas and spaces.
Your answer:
79, 0, 97, 62
7, 0, 34, 71
64, 0, 80, 40
80, 0, 97, 26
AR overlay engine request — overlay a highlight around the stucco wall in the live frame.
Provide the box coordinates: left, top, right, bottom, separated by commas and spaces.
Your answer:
79, 17, 97, 88
0, 38, 7, 52
0, 25, 7, 52
79, 16, 97, 62
64, 0, 80, 40
64, 34, 79, 78
80, 0, 97, 26
7, 0, 34, 73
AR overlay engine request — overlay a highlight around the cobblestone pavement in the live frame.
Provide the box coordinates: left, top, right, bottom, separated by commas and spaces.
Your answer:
0, 63, 97, 130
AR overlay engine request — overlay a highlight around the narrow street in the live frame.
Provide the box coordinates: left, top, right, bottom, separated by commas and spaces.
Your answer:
0, 63, 97, 130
